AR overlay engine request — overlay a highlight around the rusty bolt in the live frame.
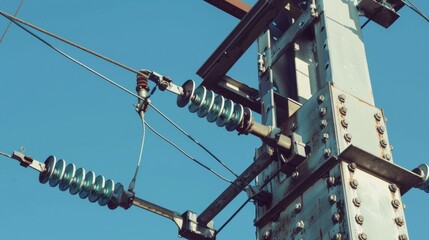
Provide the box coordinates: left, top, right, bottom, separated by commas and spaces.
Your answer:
295, 203, 302, 213
341, 119, 349, 128
344, 133, 352, 142
350, 179, 359, 189
295, 221, 305, 233
353, 197, 361, 207
338, 94, 346, 103
384, 153, 392, 161
355, 215, 364, 225
348, 162, 357, 172
339, 106, 348, 116
399, 234, 408, 240
332, 233, 342, 240
377, 125, 385, 134
329, 195, 337, 204
327, 176, 335, 187
392, 199, 401, 209
374, 112, 382, 121
322, 133, 329, 143
380, 139, 388, 148
358, 233, 368, 240
395, 217, 404, 226
389, 184, 398, 193
332, 213, 341, 223
318, 95, 325, 104
320, 119, 328, 129
319, 107, 327, 117
323, 148, 331, 158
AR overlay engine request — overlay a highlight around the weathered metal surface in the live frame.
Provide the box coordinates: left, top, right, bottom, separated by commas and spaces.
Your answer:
204, 0, 251, 19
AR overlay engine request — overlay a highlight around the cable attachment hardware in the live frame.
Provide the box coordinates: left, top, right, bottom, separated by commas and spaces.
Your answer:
413, 164, 429, 193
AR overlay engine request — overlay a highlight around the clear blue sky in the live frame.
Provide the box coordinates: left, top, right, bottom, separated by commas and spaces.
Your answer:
0, 1, 428, 239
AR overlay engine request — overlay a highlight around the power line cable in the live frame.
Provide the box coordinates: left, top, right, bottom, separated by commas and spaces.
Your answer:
0, 0, 25, 44
403, 0, 429, 23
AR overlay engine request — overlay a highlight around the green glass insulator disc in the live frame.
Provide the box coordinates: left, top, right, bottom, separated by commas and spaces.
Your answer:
39, 156, 56, 184
59, 163, 76, 191
49, 159, 66, 187
197, 90, 215, 118
108, 183, 123, 210
98, 179, 115, 206
189, 86, 206, 113
79, 171, 95, 199
216, 99, 234, 127
226, 104, 244, 132
207, 95, 225, 123
89, 175, 105, 203
69, 168, 86, 195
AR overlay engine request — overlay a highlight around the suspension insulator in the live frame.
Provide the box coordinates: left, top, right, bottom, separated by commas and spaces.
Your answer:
38, 156, 131, 209
414, 164, 429, 192
189, 86, 207, 113
207, 95, 225, 123
136, 70, 150, 91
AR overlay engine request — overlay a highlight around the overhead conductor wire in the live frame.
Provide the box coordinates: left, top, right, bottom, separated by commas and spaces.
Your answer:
0, 0, 25, 44
128, 110, 146, 191
403, 0, 429, 22
0, 11, 248, 186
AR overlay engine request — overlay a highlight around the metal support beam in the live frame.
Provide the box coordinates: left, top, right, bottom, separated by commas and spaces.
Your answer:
204, 0, 251, 19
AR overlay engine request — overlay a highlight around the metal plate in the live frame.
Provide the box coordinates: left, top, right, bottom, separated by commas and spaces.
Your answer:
59, 163, 76, 191
89, 175, 105, 203
207, 95, 225, 123
79, 171, 96, 199
39, 155, 56, 184
49, 159, 66, 187
69, 168, 85, 195
98, 179, 115, 206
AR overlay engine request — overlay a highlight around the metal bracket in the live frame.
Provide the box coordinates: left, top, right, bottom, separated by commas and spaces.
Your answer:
179, 211, 216, 240
245, 186, 272, 206
356, 0, 404, 28
279, 133, 307, 175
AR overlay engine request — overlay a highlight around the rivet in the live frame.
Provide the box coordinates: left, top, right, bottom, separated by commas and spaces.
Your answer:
352, 197, 361, 207
389, 184, 398, 193
327, 176, 335, 187
384, 153, 392, 161
374, 112, 382, 121
392, 199, 401, 209
358, 233, 368, 240
322, 133, 329, 143
332, 233, 342, 240
380, 139, 388, 148
341, 119, 349, 128
295, 203, 302, 213
348, 163, 357, 172
350, 179, 359, 189
319, 107, 327, 117
291, 123, 297, 132
329, 195, 337, 204
399, 234, 408, 240
395, 217, 404, 226
323, 148, 331, 158
355, 214, 364, 225
338, 94, 346, 103
320, 119, 328, 129
339, 106, 348, 116
332, 213, 341, 223
344, 133, 352, 142
318, 95, 325, 104
295, 221, 305, 233
377, 125, 385, 134
292, 171, 299, 179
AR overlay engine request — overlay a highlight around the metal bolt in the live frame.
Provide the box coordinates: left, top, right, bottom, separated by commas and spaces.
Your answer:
395, 217, 404, 226
323, 148, 331, 158
348, 162, 357, 172
399, 234, 408, 240
339, 106, 348, 116
319, 107, 327, 117
341, 119, 349, 128
318, 95, 325, 104
291, 123, 297, 132
350, 179, 359, 189
295, 221, 305, 233
355, 214, 364, 225
329, 195, 337, 204
263, 230, 271, 240
322, 133, 329, 143
332, 233, 342, 240
377, 125, 385, 134
389, 184, 398, 193
320, 119, 328, 129
352, 197, 361, 207
295, 203, 302, 213
338, 94, 346, 103
292, 171, 299, 179
374, 112, 382, 121
392, 199, 401, 209
358, 233, 368, 240
384, 153, 392, 161
380, 139, 388, 148
332, 213, 341, 223
344, 133, 352, 142
327, 176, 335, 187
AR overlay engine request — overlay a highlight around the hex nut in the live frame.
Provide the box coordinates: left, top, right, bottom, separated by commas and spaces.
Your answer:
358, 233, 368, 240
389, 184, 398, 193
352, 197, 361, 207
395, 217, 404, 226
332, 233, 342, 240
322, 133, 329, 143
292, 171, 299, 179
319, 107, 327, 117
355, 215, 364, 225
327, 176, 335, 187
384, 153, 392, 161
329, 195, 337, 204
350, 179, 359, 189
339, 106, 348, 116
332, 213, 341, 223
263, 230, 271, 240
399, 234, 408, 240
341, 119, 349, 128
338, 94, 346, 103
348, 163, 357, 172
380, 139, 388, 148
392, 199, 401, 209
291, 123, 297, 132
295, 203, 302, 213
323, 148, 331, 158
295, 221, 305, 233
320, 119, 328, 129
374, 112, 382, 121
377, 125, 385, 134
344, 133, 352, 142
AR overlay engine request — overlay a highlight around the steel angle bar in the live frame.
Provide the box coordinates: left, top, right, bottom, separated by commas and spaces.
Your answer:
198, 0, 303, 88
204, 0, 251, 19
133, 196, 184, 227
